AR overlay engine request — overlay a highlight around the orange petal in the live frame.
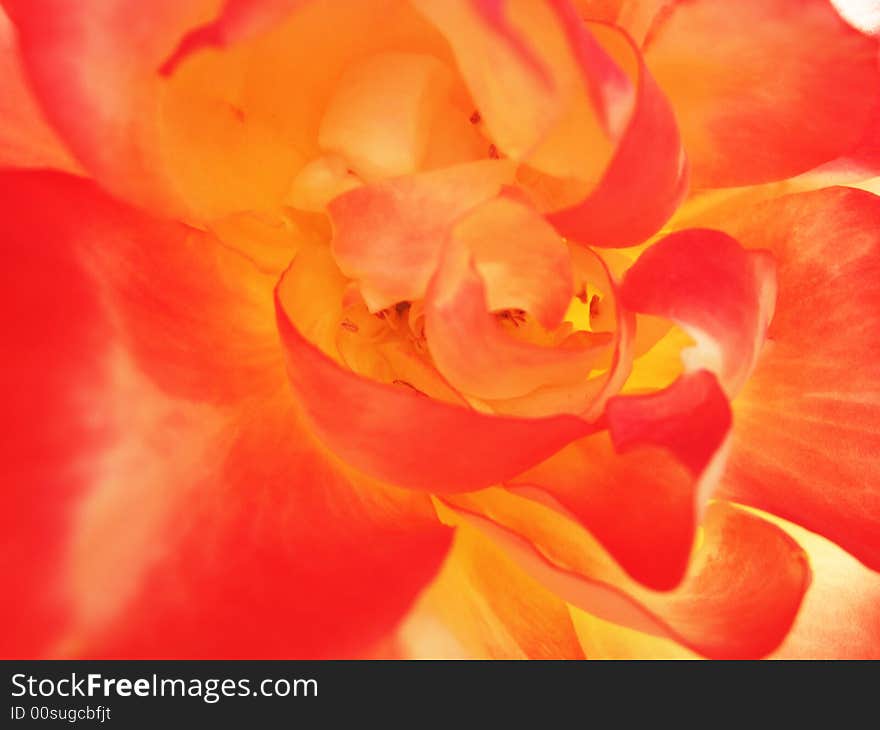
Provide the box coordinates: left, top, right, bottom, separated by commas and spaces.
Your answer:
643, 0, 880, 187
275, 254, 596, 492
412, 0, 632, 181
328, 160, 515, 312
424, 239, 605, 401
453, 191, 574, 329
620, 228, 776, 395
438, 492, 809, 658
548, 22, 687, 248
712, 187, 880, 572
318, 51, 455, 181
399, 526, 586, 659
510, 370, 732, 590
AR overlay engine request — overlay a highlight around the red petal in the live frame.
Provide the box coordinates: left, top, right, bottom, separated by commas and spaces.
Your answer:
643, 0, 880, 187
73, 394, 451, 658
0, 170, 114, 657
0, 169, 451, 658
713, 187, 880, 572
548, 22, 687, 247
620, 228, 776, 395
509, 370, 732, 589
275, 255, 596, 492
328, 160, 514, 312
438, 493, 809, 658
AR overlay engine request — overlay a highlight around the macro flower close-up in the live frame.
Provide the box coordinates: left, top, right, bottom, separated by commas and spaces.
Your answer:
3, 0, 880, 661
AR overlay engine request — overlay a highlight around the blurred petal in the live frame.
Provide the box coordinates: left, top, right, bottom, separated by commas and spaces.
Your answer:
0, 169, 450, 658
713, 187, 880, 572
644, 0, 880, 187
0, 170, 115, 657
0, 7, 80, 171
620, 228, 776, 395
510, 370, 732, 589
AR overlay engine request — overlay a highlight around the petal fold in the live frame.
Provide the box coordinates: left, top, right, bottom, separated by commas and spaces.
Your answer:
620, 228, 776, 395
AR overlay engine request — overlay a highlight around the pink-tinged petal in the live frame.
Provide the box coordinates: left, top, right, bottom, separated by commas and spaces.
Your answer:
712, 187, 880, 572
438, 494, 809, 659
275, 255, 596, 493
0, 8, 80, 171
412, 0, 633, 181
328, 160, 514, 312
548, 22, 687, 248
643, 0, 880, 187
509, 370, 732, 590
0, 169, 451, 658
425, 240, 606, 401
1, 0, 223, 212
452, 192, 574, 329
620, 228, 776, 395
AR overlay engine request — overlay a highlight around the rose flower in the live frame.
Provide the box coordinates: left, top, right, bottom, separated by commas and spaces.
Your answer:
2, 0, 879, 659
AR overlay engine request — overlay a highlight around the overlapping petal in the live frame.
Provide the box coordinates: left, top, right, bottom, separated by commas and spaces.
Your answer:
509, 370, 731, 590
0, 169, 451, 658
437, 491, 809, 658
275, 254, 597, 492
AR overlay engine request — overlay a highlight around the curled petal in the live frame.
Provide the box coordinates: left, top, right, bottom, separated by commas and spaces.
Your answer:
453, 191, 574, 329
275, 256, 596, 492
510, 370, 732, 589
713, 187, 880, 572
412, 0, 633, 180
425, 240, 606, 401
643, 0, 880, 187
437, 493, 809, 659
329, 160, 515, 312
548, 22, 687, 247
620, 228, 776, 395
